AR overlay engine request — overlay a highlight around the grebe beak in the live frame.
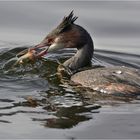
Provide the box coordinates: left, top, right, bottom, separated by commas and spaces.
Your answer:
32, 42, 65, 57
34, 44, 47, 49
31, 44, 50, 58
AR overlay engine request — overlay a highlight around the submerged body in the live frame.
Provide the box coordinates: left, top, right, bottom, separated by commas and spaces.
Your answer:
71, 66, 140, 95
32, 11, 140, 96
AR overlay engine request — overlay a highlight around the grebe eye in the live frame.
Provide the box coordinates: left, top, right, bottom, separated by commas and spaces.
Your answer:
47, 38, 53, 44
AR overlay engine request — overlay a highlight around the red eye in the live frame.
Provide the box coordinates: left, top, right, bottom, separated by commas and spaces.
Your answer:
47, 38, 53, 45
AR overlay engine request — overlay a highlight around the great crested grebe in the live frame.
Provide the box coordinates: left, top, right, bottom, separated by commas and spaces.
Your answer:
33, 11, 140, 96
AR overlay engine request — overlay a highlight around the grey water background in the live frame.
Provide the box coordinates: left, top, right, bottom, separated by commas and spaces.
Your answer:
0, 1, 140, 139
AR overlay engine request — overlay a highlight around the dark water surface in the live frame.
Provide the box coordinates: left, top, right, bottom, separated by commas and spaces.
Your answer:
0, 1, 140, 139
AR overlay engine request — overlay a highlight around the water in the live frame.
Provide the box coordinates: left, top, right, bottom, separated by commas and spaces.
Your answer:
0, 1, 140, 139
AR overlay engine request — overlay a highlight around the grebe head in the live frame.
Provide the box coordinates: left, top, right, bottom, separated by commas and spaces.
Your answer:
35, 11, 79, 53
35, 11, 94, 72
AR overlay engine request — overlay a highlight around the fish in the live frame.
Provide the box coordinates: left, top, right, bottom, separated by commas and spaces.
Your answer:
14, 48, 37, 66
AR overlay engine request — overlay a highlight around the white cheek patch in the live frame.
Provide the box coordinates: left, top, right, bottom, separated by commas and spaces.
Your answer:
47, 43, 65, 52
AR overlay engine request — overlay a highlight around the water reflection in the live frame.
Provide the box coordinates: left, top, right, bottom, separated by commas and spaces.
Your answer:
0, 88, 101, 128
32, 104, 100, 129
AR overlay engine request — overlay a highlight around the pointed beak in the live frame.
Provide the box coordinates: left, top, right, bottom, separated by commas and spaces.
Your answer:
32, 42, 65, 58
34, 43, 47, 49
31, 43, 49, 58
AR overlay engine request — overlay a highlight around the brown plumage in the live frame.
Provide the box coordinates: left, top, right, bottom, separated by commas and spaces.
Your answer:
35, 11, 94, 71
33, 11, 140, 96
55, 10, 78, 34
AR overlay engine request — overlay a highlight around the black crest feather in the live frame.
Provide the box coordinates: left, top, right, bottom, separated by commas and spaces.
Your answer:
56, 11, 78, 33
